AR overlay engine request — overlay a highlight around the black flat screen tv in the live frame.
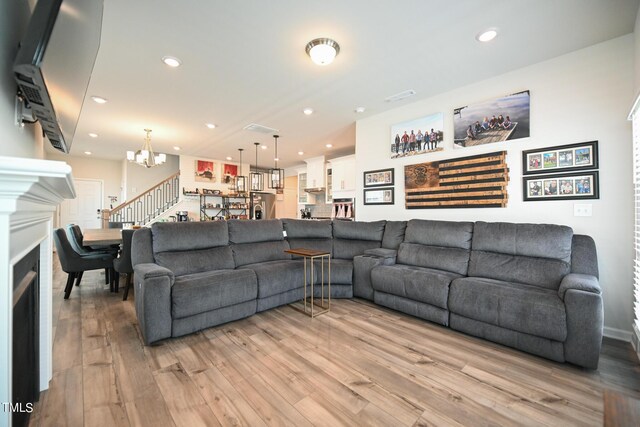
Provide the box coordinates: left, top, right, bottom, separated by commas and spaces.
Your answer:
13, 0, 103, 153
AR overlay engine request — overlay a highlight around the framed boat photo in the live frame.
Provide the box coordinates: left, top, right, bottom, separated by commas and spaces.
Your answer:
523, 170, 599, 201
453, 90, 530, 148
522, 141, 598, 175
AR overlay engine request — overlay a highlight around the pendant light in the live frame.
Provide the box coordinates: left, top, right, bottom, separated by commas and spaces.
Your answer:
250, 142, 264, 191
268, 135, 284, 190
236, 148, 247, 194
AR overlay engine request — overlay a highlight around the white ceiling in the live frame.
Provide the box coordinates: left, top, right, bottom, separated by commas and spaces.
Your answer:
60, 0, 639, 168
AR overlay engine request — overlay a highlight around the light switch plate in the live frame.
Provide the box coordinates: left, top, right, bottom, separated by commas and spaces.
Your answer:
574, 203, 592, 217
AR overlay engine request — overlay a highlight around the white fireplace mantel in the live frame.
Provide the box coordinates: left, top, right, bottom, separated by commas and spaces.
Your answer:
0, 156, 75, 427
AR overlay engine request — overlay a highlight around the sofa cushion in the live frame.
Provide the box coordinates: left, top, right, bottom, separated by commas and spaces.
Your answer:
333, 239, 381, 260
333, 220, 386, 241
228, 219, 284, 244
397, 243, 470, 276
288, 238, 333, 258
448, 277, 567, 341
155, 246, 235, 276
404, 219, 474, 249
283, 219, 332, 239
371, 264, 462, 309
232, 240, 291, 267
240, 260, 306, 298
152, 221, 228, 253
310, 258, 352, 285
171, 269, 257, 319
381, 221, 407, 250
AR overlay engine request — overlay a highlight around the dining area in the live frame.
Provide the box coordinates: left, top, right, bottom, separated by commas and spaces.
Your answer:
52, 224, 136, 300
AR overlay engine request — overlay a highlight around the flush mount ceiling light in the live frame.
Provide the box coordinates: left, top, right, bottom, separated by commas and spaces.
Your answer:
305, 38, 340, 66
91, 96, 107, 104
162, 56, 182, 67
126, 129, 167, 168
206, 123, 216, 129
250, 142, 264, 191
303, 107, 314, 115
476, 28, 498, 42
88, 133, 98, 138
268, 135, 285, 190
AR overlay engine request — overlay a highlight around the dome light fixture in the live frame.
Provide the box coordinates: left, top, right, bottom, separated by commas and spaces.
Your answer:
476, 28, 498, 42
305, 38, 340, 66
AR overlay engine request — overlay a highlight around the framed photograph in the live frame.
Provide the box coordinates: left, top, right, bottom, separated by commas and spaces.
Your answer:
453, 90, 530, 148
523, 171, 599, 201
195, 160, 215, 182
522, 141, 598, 175
364, 188, 394, 205
364, 168, 395, 188
391, 112, 444, 159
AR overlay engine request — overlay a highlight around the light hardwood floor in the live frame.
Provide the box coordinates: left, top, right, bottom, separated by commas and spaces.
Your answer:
29, 257, 640, 427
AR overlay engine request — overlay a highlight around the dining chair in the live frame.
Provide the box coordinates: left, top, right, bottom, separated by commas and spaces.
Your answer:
53, 228, 116, 299
66, 224, 118, 287
113, 229, 135, 300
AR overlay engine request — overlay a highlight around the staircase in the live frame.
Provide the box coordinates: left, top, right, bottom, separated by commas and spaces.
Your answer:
105, 172, 180, 226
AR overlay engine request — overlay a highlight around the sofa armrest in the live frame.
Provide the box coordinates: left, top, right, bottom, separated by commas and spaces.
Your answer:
558, 273, 600, 300
353, 254, 397, 300
363, 248, 397, 261
563, 288, 603, 369
133, 263, 174, 345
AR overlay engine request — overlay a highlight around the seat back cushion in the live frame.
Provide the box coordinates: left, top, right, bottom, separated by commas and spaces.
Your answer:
396, 219, 473, 275
283, 219, 333, 258
381, 221, 407, 249
228, 219, 291, 266
151, 222, 234, 276
468, 221, 573, 290
332, 220, 385, 260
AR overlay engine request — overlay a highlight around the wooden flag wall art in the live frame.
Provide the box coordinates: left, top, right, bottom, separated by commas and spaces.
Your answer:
404, 151, 509, 209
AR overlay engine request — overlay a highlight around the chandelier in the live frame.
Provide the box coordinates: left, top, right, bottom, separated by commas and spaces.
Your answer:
250, 142, 264, 191
235, 148, 247, 194
126, 129, 166, 168
268, 135, 284, 190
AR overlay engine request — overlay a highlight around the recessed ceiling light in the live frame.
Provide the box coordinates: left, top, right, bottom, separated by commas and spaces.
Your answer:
261, 145, 268, 150
226, 156, 233, 161
91, 96, 107, 104
173, 146, 181, 151
88, 133, 98, 138
162, 56, 182, 67
303, 108, 314, 115
84, 151, 92, 155
274, 157, 279, 161
325, 144, 333, 148
354, 106, 366, 113
476, 28, 498, 42
298, 151, 304, 155
305, 38, 340, 66
206, 123, 216, 129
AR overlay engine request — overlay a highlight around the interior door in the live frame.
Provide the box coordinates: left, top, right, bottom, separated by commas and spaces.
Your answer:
59, 179, 103, 229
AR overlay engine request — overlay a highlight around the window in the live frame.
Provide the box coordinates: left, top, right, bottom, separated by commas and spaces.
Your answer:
630, 98, 640, 334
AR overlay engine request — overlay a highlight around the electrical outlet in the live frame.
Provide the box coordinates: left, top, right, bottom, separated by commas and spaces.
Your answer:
574, 203, 592, 217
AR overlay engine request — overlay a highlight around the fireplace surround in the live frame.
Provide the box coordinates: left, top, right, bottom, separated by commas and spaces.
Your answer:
0, 157, 74, 427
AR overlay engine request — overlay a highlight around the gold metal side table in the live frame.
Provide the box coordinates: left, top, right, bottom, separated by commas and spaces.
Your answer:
285, 248, 331, 317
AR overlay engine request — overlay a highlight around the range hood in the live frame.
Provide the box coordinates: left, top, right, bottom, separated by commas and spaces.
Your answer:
304, 187, 325, 193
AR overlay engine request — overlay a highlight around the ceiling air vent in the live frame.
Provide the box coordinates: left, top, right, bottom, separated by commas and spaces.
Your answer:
243, 123, 279, 134
384, 89, 416, 103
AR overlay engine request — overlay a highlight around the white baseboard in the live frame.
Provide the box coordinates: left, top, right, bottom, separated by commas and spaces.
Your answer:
603, 326, 633, 342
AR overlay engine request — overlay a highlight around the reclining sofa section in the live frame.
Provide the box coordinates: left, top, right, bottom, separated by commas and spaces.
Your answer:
131, 218, 603, 369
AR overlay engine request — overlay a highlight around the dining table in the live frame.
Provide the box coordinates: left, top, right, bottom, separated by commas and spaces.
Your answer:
82, 228, 123, 246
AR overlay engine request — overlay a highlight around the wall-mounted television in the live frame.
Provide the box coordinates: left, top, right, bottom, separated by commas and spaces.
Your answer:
13, 0, 103, 153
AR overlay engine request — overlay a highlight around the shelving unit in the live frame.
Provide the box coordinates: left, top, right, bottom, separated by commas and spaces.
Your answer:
200, 194, 249, 220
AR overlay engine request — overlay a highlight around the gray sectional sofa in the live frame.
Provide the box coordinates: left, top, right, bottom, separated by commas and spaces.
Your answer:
131, 217, 603, 369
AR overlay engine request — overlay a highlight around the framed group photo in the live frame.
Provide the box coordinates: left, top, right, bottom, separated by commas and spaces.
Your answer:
364, 188, 395, 205
364, 168, 394, 188
523, 171, 599, 201
390, 112, 444, 159
522, 141, 598, 175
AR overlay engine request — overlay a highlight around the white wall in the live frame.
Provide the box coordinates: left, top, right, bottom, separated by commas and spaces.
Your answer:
125, 153, 180, 199
0, 0, 44, 159
355, 35, 634, 336
635, 5, 640, 93
46, 152, 122, 209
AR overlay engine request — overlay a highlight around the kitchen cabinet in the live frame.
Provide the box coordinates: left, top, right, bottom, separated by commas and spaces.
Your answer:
297, 172, 315, 204
304, 156, 325, 189
326, 167, 333, 203
330, 155, 356, 197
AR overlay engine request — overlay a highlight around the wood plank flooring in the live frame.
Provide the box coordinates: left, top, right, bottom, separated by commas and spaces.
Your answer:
30, 256, 640, 426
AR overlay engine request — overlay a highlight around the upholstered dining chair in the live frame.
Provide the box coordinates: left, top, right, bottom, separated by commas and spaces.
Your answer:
113, 229, 135, 300
53, 228, 116, 299
66, 224, 118, 287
